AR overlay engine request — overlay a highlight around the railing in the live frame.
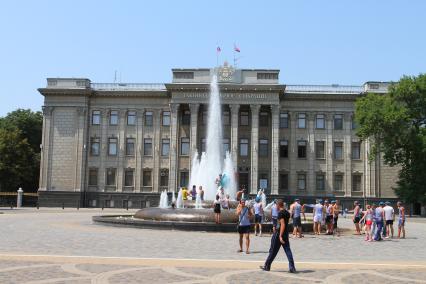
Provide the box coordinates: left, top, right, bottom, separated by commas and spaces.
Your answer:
286, 84, 363, 94
91, 83, 166, 91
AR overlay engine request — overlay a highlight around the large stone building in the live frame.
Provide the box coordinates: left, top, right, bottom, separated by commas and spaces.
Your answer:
38, 64, 400, 208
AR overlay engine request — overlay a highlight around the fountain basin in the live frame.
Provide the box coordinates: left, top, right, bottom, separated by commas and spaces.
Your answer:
93, 207, 314, 233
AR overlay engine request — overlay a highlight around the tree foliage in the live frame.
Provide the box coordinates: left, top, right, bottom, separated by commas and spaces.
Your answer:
355, 74, 426, 204
0, 109, 42, 192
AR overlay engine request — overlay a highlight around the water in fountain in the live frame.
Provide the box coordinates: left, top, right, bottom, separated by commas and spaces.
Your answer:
195, 192, 202, 209
188, 73, 237, 201
172, 191, 176, 204
176, 188, 184, 209
159, 190, 169, 208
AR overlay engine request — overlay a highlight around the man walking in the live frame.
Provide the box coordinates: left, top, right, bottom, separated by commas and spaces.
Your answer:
260, 199, 296, 273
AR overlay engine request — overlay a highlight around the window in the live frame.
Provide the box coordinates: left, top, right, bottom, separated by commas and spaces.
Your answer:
240, 138, 249, 156
298, 140, 307, 158
92, 110, 101, 125
110, 110, 118, 125
202, 111, 208, 125
352, 175, 362, 191
315, 141, 325, 159
180, 137, 190, 155
279, 174, 288, 193
143, 170, 152, 187
160, 169, 169, 187
108, 138, 118, 156
161, 138, 170, 156
182, 110, 190, 125
352, 117, 357, 129
162, 111, 170, 126
334, 174, 343, 191
240, 111, 249, 126
257, 72, 278, 80
279, 113, 288, 128
259, 139, 268, 157
223, 138, 230, 154
174, 72, 194, 79
279, 140, 288, 158
334, 114, 343, 130
334, 142, 343, 160
297, 113, 306, 128
88, 168, 98, 186
316, 174, 325, 191
90, 137, 100, 156
297, 174, 306, 190
127, 111, 136, 125
106, 168, 116, 186
223, 111, 230, 125
124, 169, 134, 187
259, 112, 268, 127
316, 114, 325, 129
201, 138, 206, 153
145, 111, 153, 126
352, 142, 361, 160
180, 171, 189, 187
144, 138, 152, 156
126, 138, 135, 156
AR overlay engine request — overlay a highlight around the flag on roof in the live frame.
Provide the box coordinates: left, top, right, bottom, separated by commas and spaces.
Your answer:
217, 46, 221, 52
234, 45, 240, 52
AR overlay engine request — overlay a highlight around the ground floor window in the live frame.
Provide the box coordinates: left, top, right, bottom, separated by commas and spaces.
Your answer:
142, 170, 152, 187
180, 171, 189, 188
297, 174, 306, 190
279, 173, 288, 193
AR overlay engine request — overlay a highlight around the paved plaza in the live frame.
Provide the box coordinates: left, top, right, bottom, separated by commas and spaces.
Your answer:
1, 208, 425, 283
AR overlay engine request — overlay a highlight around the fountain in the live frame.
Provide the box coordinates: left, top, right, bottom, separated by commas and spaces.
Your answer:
188, 74, 237, 200
92, 66, 313, 232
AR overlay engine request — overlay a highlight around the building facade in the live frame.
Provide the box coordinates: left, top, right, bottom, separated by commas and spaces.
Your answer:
38, 65, 400, 208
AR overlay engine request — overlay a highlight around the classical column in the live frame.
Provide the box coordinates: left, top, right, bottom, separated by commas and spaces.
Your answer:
344, 112, 353, 197
189, 103, 200, 164
307, 112, 315, 195
289, 111, 297, 196
75, 107, 88, 192
116, 109, 127, 192
250, 104, 260, 194
39, 106, 54, 191
270, 105, 280, 195
135, 109, 144, 192
229, 104, 240, 172
152, 109, 161, 193
168, 103, 180, 192
325, 112, 334, 194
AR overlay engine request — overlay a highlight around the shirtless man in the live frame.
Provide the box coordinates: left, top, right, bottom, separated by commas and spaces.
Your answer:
290, 199, 305, 238
353, 201, 362, 235
324, 200, 334, 235
332, 200, 340, 236
397, 201, 406, 238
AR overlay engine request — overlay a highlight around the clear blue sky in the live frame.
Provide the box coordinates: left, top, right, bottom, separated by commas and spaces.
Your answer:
1, 0, 425, 116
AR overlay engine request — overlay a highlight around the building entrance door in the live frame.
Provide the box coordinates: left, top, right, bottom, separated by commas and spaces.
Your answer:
239, 172, 249, 192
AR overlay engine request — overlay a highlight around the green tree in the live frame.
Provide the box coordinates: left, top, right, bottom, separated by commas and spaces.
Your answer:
0, 109, 42, 192
355, 74, 426, 204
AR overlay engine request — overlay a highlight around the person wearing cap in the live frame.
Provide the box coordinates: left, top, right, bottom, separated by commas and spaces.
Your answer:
324, 200, 334, 235
260, 199, 296, 273
374, 202, 385, 241
383, 201, 395, 238
236, 198, 253, 254
353, 201, 362, 235
290, 198, 305, 238
253, 196, 264, 236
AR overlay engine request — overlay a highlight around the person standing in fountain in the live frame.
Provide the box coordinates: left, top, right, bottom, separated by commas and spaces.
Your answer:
260, 199, 296, 273
236, 198, 253, 254
191, 185, 197, 201
213, 195, 221, 224
198, 186, 204, 201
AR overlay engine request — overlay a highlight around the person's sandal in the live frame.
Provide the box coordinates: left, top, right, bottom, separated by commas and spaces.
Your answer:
245, 251, 250, 254
237, 249, 243, 253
